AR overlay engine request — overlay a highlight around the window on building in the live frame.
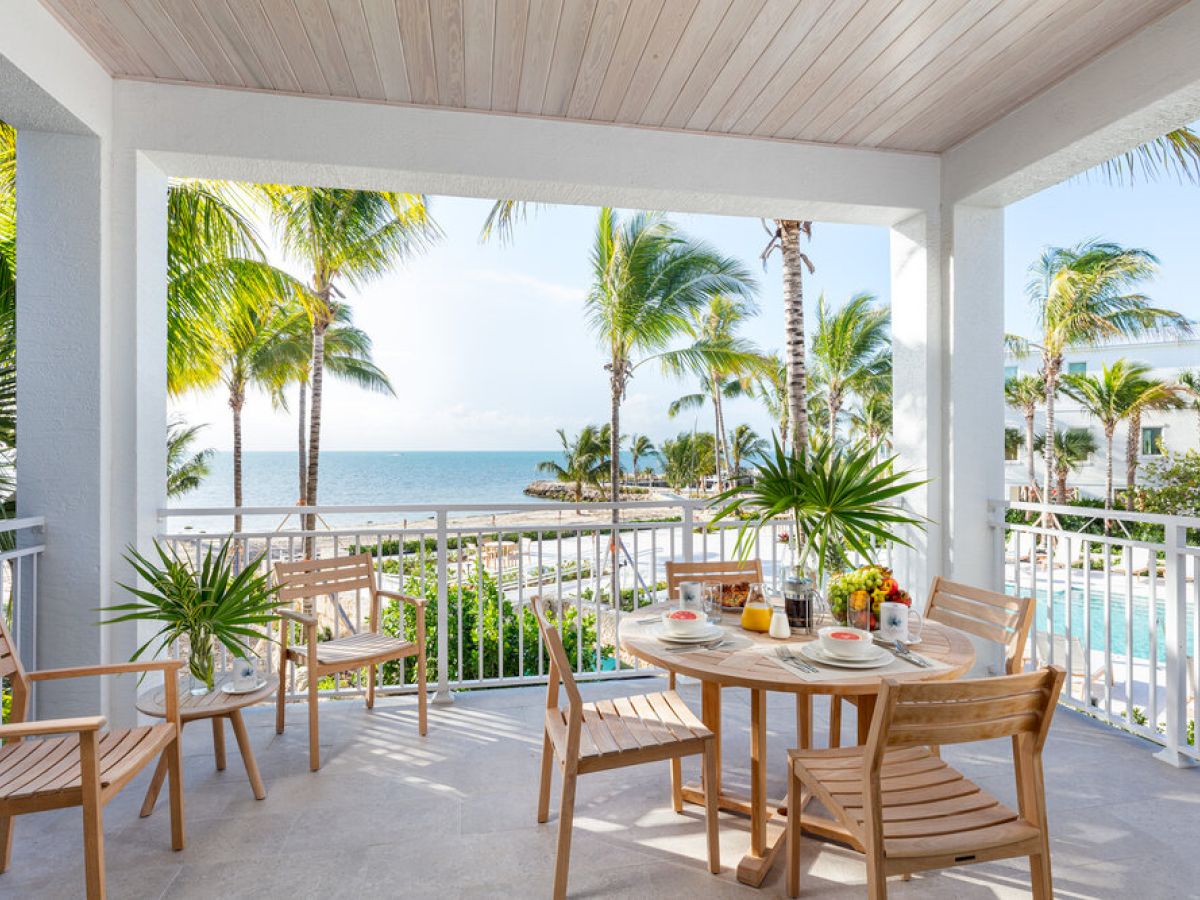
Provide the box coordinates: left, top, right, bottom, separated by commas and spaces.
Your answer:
1004, 365, 1018, 379
1141, 426, 1164, 456
1067, 361, 1087, 375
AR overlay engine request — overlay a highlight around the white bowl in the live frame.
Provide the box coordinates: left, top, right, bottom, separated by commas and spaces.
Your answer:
818, 626, 875, 660
661, 609, 709, 637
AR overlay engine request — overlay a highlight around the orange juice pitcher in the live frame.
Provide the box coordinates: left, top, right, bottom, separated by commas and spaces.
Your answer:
740, 583, 773, 633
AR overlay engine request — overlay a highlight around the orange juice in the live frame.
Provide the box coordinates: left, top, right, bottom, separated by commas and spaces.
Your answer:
740, 601, 773, 633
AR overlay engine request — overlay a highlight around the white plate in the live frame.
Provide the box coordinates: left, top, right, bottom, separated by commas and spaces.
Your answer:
799, 642, 894, 669
221, 678, 268, 695
649, 623, 725, 644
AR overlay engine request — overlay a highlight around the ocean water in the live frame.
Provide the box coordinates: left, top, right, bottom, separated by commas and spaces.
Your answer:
167, 450, 644, 532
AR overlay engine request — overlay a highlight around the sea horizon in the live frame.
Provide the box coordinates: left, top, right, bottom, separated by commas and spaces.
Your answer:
167, 449, 651, 532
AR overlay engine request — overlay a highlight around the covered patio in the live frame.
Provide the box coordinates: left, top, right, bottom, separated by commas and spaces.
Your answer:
4, 1, 1200, 897
2, 682, 1196, 899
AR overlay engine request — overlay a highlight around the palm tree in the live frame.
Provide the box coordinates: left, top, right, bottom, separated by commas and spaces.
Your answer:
268, 304, 394, 502
1013, 240, 1188, 509
1060, 361, 1154, 511
749, 352, 789, 446
628, 433, 656, 485
585, 208, 756, 517
1004, 427, 1023, 462
1004, 374, 1045, 493
660, 431, 716, 494
1123, 376, 1183, 509
664, 294, 765, 490
537, 426, 606, 507
1093, 126, 1200, 185
849, 387, 892, 459
167, 417, 213, 499
1033, 428, 1098, 502
809, 291, 889, 443
729, 425, 767, 479
761, 220, 814, 455
262, 187, 438, 534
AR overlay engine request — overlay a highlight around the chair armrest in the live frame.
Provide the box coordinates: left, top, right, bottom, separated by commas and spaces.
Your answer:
278, 608, 319, 627
0, 716, 107, 739
378, 589, 427, 609
27, 659, 184, 682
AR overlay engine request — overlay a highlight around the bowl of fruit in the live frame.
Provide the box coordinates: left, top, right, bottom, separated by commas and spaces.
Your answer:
826, 565, 912, 630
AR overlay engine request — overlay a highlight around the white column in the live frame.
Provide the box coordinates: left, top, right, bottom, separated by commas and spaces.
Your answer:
890, 212, 944, 600
15, 130, 110, 716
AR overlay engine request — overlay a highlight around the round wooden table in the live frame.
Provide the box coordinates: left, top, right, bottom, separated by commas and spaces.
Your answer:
619, 609, 974, 888
136, 673, 276, 816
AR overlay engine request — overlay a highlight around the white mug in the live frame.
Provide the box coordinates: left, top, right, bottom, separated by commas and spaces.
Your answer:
879, 602, 923, 643
232, 657, 258, 690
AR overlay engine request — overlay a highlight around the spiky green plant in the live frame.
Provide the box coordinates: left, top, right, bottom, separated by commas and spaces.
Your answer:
711, 438, 926, 586
105, 540, 279, 691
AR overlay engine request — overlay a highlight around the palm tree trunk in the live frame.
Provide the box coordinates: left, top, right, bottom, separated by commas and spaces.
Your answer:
779, 220, 808, 456
1104, 427, 1115, 511
1125, 410, 1141, 511
305, 318, 328, 555
1042, 356, 1060, 504
1024, 409, 1036, 490
230, 384, 244, 535
609, 367, 622, 521
1057, 469, 1067, 502
711, 373, 728, 491
297, 379, 308, 504
827, 392, 839, 444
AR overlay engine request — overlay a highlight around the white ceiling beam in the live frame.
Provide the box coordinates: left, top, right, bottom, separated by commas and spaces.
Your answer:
114, 80, 939, 226
943, 0, 1200, 208
0, 0, 112, 137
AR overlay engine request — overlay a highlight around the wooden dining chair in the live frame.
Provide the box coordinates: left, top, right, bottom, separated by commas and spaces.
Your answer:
663, 559, 764, 806
274, 553, 427, 771
829, 578, 1035, 747
532, 597, 720, 900
787, 666, 1065, 899
0, 617, 185, 899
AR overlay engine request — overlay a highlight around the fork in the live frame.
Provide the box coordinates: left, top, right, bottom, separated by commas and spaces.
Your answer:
664, 638, 730, 653
775, 646, 818, 674
890, 640, 932, 668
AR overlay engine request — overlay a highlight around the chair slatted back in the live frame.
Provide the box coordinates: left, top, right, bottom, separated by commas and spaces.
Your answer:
665, 559, 763, 597
530, 597, 581, 710
926, 577, 1034, 674
0, 615, 29, 725
867, 668, 1064, 759
274, 554, 377, 614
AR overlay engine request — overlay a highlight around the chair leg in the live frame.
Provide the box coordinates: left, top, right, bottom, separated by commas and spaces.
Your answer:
79, 732, 105, 900
702, 744, 720, 874
308, 673, 321, 772
552, 766, 578, 900
275, 652, 288, 735
0, 813, 13, 874
366, 664, 376, 710
829, 697, 842, 748
1030, 847, 1053, 900
786, 765, 800, 898
211, 717, 226, 771
668, 671, 682, 812
417, 649, 428, 736
166, 731, 186, 851
865, 850, 888, 900
537, 729, 554, 824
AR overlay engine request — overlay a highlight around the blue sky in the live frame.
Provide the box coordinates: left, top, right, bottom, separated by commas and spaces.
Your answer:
172, 166, 1200, 453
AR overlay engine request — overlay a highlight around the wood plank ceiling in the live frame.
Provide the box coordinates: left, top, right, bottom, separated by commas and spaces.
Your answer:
39, 0, 1186, 153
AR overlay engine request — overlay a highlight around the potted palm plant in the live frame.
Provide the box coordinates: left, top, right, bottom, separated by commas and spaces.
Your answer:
105, 539, 280, 694
710, 437, 927, 588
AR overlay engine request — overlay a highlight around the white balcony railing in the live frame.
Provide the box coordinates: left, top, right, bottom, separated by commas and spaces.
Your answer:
993, 500, 1199, 766
0, 516, 45, 672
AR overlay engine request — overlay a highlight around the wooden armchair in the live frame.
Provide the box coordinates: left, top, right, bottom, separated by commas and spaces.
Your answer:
829, 578, 1035, 747
532, 597, 719, 900
787, 667, 1065, 899
0, 618, 185, 899
663, 559, 764, 809
273, 553, 427, 771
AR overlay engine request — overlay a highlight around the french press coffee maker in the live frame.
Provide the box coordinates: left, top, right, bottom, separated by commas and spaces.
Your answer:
781, 566, 820, 636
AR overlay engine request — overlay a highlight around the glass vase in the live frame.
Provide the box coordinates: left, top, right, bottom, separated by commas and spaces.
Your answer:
183, 632, 216, 696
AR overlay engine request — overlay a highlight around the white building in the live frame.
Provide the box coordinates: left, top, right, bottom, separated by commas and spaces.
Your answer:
1003, 339, 1199, 499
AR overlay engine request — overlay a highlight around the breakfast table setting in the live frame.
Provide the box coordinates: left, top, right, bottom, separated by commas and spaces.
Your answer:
617, 578, 975, 888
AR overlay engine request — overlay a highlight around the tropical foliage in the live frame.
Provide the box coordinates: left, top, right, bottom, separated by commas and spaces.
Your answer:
711, 438, 926, 586
536, 426, 608, 504
1033, 428, 1098, 502
761, 219, 814, 455
1004, 374, 1044, 491
659, 431, 716, 492
729, 424, 766, 478
809, 292, 889, 443
585, 208, 756, 511
166, 417, 213, 499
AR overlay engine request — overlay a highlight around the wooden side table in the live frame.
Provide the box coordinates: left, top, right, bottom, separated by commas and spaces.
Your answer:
136, 673, 276, 816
